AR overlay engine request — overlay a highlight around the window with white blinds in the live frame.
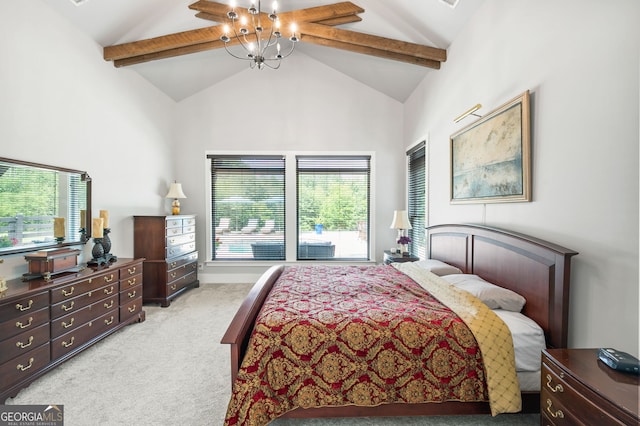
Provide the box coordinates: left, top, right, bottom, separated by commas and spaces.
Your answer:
296, 156, 370, 261
209, 155, 285, 260
407, 142, 426, 259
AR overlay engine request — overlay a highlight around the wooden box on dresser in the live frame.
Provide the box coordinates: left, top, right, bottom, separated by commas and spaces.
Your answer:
0, 258, 145, 402
541, 348, 639, 426
133, 215, 199, 307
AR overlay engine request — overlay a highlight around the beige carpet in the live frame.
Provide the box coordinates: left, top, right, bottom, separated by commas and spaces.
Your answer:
5, 284, 539, 426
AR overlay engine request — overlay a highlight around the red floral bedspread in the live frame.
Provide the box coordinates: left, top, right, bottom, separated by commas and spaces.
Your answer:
224, 265, 488, 425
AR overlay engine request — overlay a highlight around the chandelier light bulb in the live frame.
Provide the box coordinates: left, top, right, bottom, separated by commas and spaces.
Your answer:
230, 0, 236, 8
272, 1, 277, 12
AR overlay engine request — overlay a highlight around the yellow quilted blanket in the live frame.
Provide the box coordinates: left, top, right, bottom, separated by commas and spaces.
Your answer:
394, 262, 522, 415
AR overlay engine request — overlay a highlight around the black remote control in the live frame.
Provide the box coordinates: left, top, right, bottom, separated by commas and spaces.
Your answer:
598, 348, 640, 374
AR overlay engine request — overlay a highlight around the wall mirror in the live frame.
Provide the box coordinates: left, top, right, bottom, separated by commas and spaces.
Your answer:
0, 157, 91, 256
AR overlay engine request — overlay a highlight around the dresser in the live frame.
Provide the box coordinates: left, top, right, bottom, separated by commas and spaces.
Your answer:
0, 258, 145, 402
541, 348, 639, 425
133, 215, 199, 307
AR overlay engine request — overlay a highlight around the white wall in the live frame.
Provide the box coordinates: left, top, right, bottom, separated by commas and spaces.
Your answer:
404, 0, 639, 355
173, 54, 404, 282
0, 1, 176, 276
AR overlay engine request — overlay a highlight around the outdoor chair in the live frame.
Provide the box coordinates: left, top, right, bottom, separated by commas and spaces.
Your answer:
260, 219, 275, 234
241, 218, 259, 234
215, 217, 231, 234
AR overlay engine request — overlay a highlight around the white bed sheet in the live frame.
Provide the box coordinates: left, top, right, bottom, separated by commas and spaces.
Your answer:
493, 309, 546, 374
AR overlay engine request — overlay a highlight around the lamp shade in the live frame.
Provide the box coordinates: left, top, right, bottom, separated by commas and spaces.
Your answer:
390, 210, 412, 229
166, 182, 187, 199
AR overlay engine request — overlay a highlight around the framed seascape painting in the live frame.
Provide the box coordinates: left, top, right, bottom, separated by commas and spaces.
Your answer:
450, 90, 531, 204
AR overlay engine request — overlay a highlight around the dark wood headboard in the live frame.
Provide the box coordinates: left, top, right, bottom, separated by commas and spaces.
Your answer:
426, 224, 578, 349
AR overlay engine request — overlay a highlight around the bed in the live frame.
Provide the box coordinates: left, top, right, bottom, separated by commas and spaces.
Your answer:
221, 224, 578, 423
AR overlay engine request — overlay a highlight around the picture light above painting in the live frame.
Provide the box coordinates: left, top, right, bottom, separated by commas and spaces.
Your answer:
450, 90, 531, 204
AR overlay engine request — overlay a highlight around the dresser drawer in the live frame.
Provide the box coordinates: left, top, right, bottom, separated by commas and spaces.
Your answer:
120, 296, 143, 322
51, 270, 119, 304
166, 232, 195, 248
166, 241, 196, 259
166, 260, 198, 284
167, 251, 198, 270
51, 283, 118, 319
119, 263, 142, 280
0, 292, 49, 323
120, 273, 142, 291
0, 342, 50, 389
182, 216, 196, 227
542, 360, 627, 426
167, 270, 197, 296
0, 307, 49, 340
120, 285, 141, 305
51, 294, 119, 338
51, 309, 118, 360
166, 218, 183, 230
0, 323, 50, 365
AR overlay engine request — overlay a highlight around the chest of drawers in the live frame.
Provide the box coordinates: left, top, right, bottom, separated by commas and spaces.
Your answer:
0, 258, 145, 402
541, 348, 639, 425
133, 215, 199, 307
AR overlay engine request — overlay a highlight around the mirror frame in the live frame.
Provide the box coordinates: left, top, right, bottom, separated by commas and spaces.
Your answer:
0, 157, 92, 256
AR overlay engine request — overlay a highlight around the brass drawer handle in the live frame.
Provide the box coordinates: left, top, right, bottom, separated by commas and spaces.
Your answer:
62, 301, 75, 312
16, 299, 33, 311
170, 262, 177, 268
104, 300, 114, 309
16, 317, 33, 329
62, 286, 75, 297
170, 284, 177, 291
62, 337, 75, 348
127, 278, 137, 286
128, 290, 136, 298
105, 316, 114, 326
545, 374, 564, 393
127, 266, 137, 274
16, 336, 34, 349
170, 272, 177, 279
17, 357, 34, 372
103, 274, 114, 283
128, 304, 137, 313
104, 286, 114, 295
545, 399, 564, 419
62, 318, 75, 329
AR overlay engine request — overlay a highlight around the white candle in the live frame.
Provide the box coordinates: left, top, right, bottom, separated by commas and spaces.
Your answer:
54, 217, 65, 238
92, 218, 104, 238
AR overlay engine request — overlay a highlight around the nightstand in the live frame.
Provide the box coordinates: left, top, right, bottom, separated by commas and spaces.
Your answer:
541, 348, 639, 425
383, 250, 419, 265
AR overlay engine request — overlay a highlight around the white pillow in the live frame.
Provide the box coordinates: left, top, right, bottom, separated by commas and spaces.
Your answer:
413, 259, 462, 276
441, 274, 526, 312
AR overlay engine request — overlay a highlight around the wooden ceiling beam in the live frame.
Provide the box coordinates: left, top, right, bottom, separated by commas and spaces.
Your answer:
301, 35, 441, 69
104, 1, 446, 70
104, 2, 364, 62
298, 22, 446, 64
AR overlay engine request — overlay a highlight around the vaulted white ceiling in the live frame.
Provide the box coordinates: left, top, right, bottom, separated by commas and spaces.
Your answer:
44, 0, 484, 102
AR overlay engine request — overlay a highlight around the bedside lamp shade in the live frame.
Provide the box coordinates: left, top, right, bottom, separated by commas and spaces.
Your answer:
166, 182, 187, 215
390, 210, 412, 230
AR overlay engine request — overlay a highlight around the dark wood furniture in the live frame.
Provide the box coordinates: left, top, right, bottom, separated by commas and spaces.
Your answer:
133, 215, 199, 307
383, 249, 418, 264
222, 224, 578, 419
1, 258, 145, 402
541, 348, 639, 425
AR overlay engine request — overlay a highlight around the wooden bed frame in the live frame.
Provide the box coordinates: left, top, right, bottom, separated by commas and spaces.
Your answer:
221, 224, 578, 419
